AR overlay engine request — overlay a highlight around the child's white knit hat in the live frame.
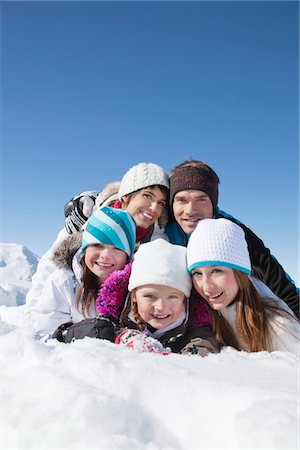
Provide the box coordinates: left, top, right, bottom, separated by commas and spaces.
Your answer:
187, 218, 251, 275
129, 239, 192, 297
118, 162, 169, 199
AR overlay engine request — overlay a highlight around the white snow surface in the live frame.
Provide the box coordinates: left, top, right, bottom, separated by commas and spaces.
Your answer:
0, 243, 299, 449
0, 243, 39, 306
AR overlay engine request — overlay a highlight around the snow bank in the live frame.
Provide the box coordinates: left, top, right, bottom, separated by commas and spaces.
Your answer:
1, 305, 298, 450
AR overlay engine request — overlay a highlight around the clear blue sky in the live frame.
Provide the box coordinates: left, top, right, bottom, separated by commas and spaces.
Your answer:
1, 1, 299, 284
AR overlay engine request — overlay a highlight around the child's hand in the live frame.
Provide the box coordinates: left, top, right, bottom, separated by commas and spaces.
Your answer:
115, 329, 170, 355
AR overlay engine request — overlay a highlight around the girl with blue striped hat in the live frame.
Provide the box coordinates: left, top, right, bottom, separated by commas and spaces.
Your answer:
32, 207, 136, 341
187, 218, 299, 354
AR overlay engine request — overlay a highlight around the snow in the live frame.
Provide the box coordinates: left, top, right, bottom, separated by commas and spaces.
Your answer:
0, 243, 39, 306
0, 243, 299, 449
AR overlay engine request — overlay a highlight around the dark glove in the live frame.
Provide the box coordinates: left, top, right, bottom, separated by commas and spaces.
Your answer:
51, 315, 116, 344
64, 191, 98, 234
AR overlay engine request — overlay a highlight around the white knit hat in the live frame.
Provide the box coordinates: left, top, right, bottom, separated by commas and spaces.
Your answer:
187, 218, 251, 275
129, 239, 192, 297
118, 162, 169, 199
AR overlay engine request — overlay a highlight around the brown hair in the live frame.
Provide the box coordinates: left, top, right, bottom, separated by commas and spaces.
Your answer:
131, 291, 147, 331
208, 270, 298, 352
76, 257, 99, 317
121, 185, 169, 229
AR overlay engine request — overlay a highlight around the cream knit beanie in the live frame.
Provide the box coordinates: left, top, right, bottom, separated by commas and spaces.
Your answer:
187, 218, 251, 275
128, 239, 192, 297
118, 162, 169, 199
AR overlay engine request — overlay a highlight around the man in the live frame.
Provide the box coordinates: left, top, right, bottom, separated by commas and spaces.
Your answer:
165, 160, 299, 317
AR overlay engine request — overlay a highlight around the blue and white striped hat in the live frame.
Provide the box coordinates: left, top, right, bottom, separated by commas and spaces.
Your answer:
187, 218, 251, 275
81, 206, 136, 259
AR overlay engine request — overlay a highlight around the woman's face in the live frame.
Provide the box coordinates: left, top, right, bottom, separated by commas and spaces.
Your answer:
133, 284, 185, 329
192, 266, 239, 310
124, 187, 167, 229
84, 243, 127, 283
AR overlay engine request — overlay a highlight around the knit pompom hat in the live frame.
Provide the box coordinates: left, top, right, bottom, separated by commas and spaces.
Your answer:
118, 162, 169, 199
82, 206, 136, 259
187, 218, 251, 275
129, 239, 192, 297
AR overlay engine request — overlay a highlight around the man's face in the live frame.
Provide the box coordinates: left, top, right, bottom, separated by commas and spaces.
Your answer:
173, 190, 213, 234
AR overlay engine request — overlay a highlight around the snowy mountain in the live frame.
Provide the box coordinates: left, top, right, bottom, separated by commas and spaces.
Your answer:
0, 243, 299, 449
0, 243, 39, 306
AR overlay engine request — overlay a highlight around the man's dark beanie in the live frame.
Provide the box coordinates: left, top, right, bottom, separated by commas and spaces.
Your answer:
169, 166, 220, 212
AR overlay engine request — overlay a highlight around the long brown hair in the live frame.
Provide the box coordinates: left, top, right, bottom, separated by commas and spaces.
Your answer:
75, 257, 99, 317
208, 270, 298, 352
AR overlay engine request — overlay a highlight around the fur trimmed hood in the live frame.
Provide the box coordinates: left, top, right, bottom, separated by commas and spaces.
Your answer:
52, 232, 82, 270
95, 181, 121, 208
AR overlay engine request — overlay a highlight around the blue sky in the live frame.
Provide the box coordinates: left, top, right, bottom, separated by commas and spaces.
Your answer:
1, 1, 299, 284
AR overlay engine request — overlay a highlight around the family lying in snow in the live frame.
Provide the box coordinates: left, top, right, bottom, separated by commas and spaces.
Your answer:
30, 160, 300, 355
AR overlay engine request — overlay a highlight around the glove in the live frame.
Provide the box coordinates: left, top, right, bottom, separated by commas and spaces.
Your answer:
64, 191, 98, 234
51, 315, 116, 343
115, 329, 170, 355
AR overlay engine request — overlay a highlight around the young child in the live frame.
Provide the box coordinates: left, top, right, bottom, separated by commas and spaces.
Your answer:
186, 218, 300, 354
31, 206, 136, 341
114, 239, 220, 356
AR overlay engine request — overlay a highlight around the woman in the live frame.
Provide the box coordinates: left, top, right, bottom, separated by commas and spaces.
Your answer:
186, 218, 299, 354
31, 207, 136, 341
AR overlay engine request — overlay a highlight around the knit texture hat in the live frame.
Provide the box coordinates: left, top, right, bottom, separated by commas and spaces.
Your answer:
129, 239, 192, 297
118, 162, 169, 199
82, 206, 136, 258
187, 218, 251, 275
170, 166, 219, 211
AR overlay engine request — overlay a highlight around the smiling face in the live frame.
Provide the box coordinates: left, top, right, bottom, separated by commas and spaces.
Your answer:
173, 190, 213, 234
132, 284, 186, 329
191, 266, 239, 310
123, 187, 167, 229
84, 243, 127, 284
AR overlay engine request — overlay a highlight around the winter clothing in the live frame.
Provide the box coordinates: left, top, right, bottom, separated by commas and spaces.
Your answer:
118, 162, 169, 199
165, 208, 299, 317
82, 206, 136, 258
31, 233, 129, 341
64, 191, 99, 234
187, 219, 251, 275
115, 329, 171, 355
96, 262, 132, 320
218, 289, 300, 354
169, 166, 219, 212
95, 182, 121, 209
128, 239, 192, 298
118, 296, 220, 356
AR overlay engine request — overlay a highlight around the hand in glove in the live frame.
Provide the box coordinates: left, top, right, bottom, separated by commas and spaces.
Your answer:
51, 315, 116, 343
115, 329, 170, 355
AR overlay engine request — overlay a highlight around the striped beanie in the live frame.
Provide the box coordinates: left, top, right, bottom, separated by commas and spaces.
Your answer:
118, 162, 169, 199
82, 206, 136, 259
187, 218, 251, 275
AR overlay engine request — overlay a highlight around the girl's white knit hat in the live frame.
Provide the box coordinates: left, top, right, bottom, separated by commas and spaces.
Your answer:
129, 239, 192, 297
118, 162, 169, 199
187, 218, 251, 275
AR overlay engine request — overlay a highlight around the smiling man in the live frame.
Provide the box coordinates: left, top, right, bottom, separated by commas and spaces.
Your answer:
165, 159, 299, 317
